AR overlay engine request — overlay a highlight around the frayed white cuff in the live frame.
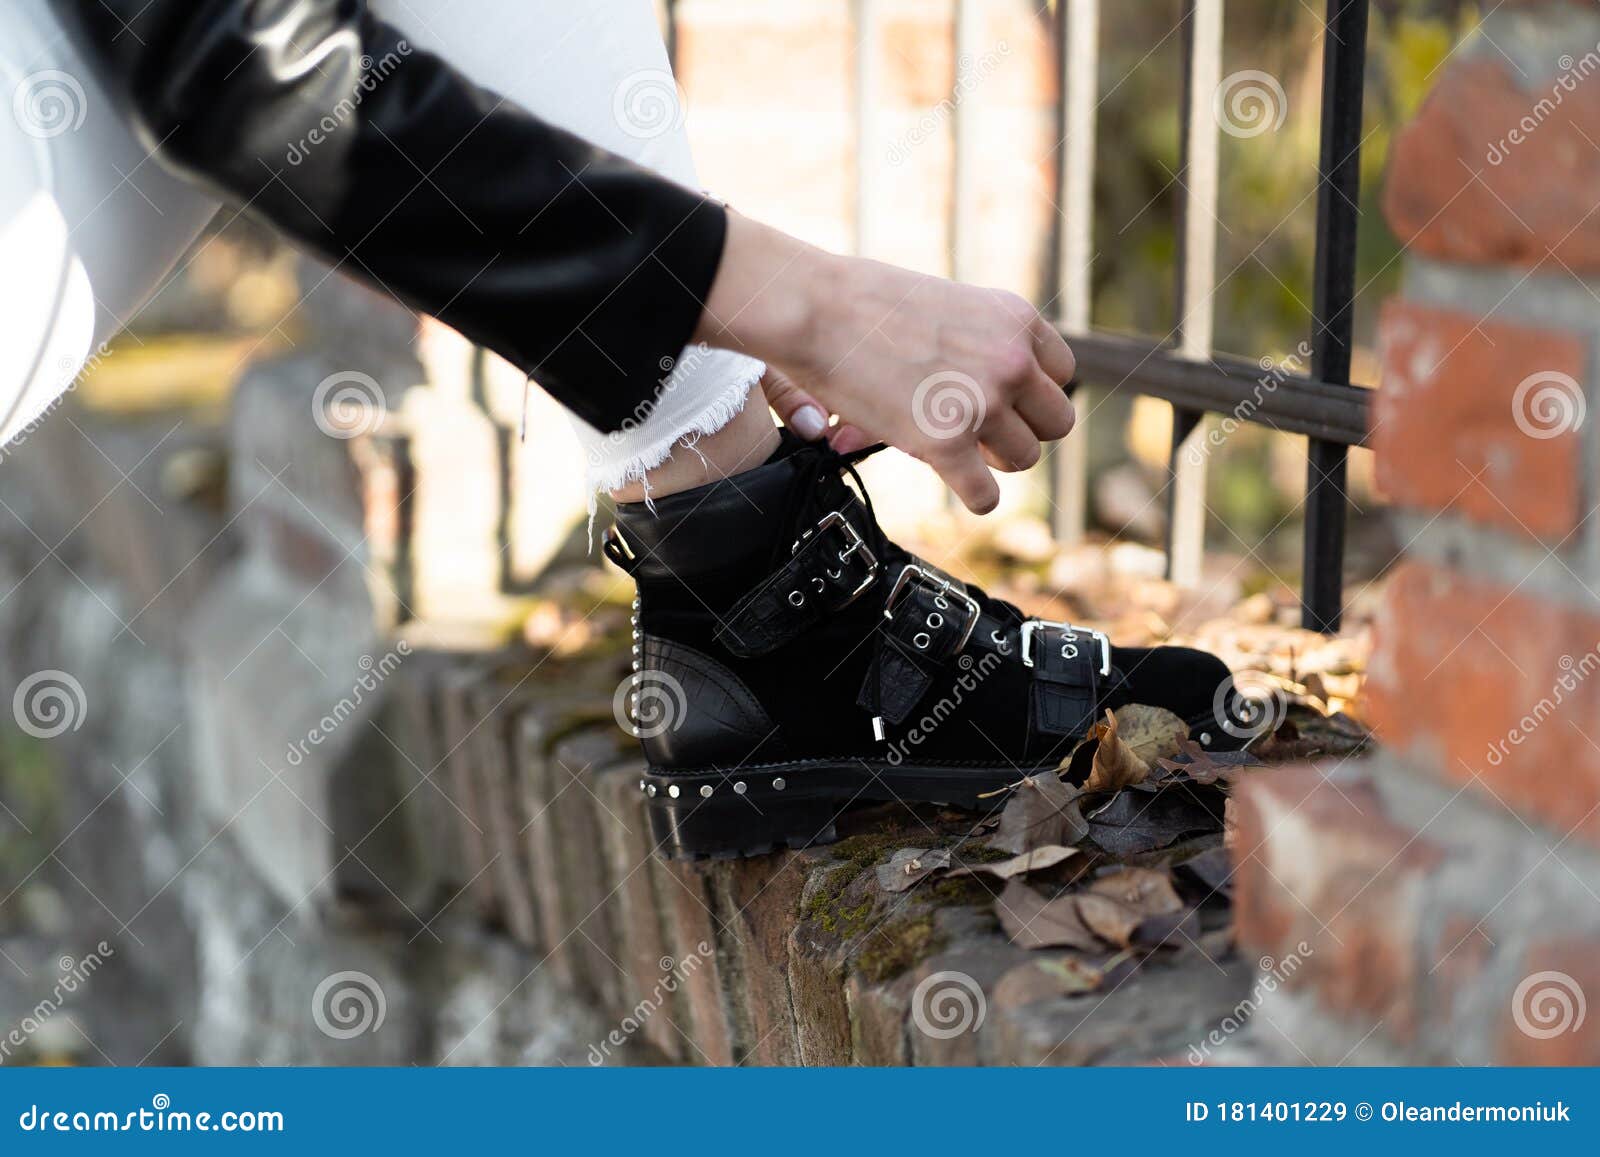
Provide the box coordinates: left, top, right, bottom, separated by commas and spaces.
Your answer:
569, 343, 766, 520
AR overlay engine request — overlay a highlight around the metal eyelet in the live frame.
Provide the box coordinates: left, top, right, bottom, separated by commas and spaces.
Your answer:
1062, 640, 1079, 659
934, 595, 950, 610
812, 576, 826, 592
788, 590, 805, 607
913, 632, 931, 649
826, 566, 843, 580
926, 611, 944, 630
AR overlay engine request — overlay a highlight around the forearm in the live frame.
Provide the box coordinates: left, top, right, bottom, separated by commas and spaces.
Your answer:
56, 0, 725, 433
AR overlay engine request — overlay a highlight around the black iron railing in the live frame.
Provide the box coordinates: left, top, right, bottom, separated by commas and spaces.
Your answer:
666, 0, 1373, 634
1055, 0, 1371, 634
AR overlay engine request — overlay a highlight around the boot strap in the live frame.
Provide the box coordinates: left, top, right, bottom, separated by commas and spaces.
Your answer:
855, 562, 982, 725
1021, 619, 1108, 737
713, 508, 881, 657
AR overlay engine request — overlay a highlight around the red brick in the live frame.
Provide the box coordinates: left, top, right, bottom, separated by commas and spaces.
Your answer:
1368, 562, 1600, 845
1232, 765, 1444, 1040
1498, 939, 1600, 1065
1385, 58, 1600, 270
1374, 301, 1585, 539
677, 22, 850, 106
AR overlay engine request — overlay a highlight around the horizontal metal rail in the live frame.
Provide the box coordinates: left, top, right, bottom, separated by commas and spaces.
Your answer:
1063, 331, 1371, 448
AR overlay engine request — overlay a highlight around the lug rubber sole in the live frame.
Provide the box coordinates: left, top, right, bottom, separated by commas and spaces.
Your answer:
640, 759, 1044, 860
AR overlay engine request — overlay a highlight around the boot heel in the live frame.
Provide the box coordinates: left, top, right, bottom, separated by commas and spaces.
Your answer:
642, 771, 842, 860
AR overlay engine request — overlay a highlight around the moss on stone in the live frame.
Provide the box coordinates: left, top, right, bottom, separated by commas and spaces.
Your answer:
800, 830, 924, 934
857, 914, 943, 984
929, 876, 994, 907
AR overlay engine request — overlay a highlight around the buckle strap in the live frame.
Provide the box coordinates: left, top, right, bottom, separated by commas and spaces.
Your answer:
1023, 619, 1107, 737
713, 509, 880, 658
856, 562, 981, 726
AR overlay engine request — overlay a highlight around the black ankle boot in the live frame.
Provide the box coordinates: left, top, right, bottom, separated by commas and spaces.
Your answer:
604, 436, 1238, 859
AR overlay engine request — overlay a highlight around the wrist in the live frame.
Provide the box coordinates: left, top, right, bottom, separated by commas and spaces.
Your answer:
695, 211, 834, 365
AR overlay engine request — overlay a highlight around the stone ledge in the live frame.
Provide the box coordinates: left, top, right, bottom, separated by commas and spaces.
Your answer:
413, 652, 1256, 1066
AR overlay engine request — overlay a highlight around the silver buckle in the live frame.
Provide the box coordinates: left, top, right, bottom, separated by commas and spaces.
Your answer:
792, 510, 878, 602
884, 563, 981, 651
1020, 619, 1111, 676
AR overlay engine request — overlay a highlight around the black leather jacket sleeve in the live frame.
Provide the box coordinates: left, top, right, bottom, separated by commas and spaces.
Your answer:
54, 0, 728, 432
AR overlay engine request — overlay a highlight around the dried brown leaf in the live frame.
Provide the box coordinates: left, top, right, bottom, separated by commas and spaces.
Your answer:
1081, 710, 1149, 793
1086, 866, 1184, 915
988, 775, 1088, 855
993, 957, 1102, 1008
1074, 892, 1144, 947
995, 879, 1102, 951
1153, 738, 1266, 787
1112, 704, 1190, 766
875, 847, 951, 893
945, 844, 1080, 881
1175, 847, 1235, 899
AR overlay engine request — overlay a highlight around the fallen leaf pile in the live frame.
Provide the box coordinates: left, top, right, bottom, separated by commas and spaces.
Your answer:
865, 695, 1344, 995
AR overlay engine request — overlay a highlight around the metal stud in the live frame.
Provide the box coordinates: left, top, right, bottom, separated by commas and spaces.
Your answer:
700, 784, 714, 798
772, 777, 787, 791
1199, 732, 1212, 746
647, 784, 657, 797
734, 781, 748, 795
668, 785, 680, 799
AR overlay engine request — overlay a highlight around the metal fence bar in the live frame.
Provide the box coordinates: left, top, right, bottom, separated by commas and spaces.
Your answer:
1302, 0, 1369, 633
852, 0, 882, 257
1051, 0, 1100, 546
1066, 333, 1369, 445
1166, 0, 1223, 587
951, 0, 982, 283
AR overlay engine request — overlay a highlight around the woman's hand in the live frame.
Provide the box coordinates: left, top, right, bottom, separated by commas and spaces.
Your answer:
698, 213, 1075, 514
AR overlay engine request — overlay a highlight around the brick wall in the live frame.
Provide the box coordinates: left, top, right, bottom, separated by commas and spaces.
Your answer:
1229, 0, 1600, 1064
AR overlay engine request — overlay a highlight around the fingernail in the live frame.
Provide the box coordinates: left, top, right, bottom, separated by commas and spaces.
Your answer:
790, 405, 828, 440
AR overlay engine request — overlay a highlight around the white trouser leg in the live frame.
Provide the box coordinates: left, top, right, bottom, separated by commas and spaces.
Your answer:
0, 0, 220, 447
373, 0, 765, 493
